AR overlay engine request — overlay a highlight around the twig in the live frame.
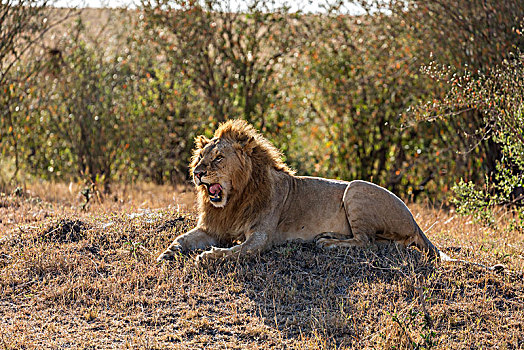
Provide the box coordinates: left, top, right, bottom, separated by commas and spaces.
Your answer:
415, 278, 433, 328
390, 312, 415, 350
423, 220, 439, 234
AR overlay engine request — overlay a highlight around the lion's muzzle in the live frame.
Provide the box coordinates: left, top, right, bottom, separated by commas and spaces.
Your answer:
194, 169, 207, 182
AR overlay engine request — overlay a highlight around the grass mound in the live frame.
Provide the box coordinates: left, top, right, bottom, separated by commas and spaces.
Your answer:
154, 217, 186, 233
42, 218, 89, 243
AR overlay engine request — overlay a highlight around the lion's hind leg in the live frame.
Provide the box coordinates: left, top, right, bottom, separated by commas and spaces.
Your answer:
340, 180, 424, 250
315, 231, 370, 249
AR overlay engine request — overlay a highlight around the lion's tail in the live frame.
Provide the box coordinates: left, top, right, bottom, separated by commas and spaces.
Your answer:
413, 220, 506, 271
413, 221, 451, 261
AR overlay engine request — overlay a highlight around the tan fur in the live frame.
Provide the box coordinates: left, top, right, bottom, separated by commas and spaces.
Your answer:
157, 119, 445, 264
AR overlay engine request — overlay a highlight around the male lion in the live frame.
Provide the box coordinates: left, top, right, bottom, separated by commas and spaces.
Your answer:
157, 119, 448, 264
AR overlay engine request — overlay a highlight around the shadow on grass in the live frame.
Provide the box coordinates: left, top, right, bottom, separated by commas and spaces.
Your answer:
201, 242, 436, 347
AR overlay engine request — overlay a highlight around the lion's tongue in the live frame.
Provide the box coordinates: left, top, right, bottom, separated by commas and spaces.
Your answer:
209, 183, 222, 195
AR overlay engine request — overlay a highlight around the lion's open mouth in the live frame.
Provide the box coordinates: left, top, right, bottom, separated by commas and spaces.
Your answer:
206, 183, 223, 202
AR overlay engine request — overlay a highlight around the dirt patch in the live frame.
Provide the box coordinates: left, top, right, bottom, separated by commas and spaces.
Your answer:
42, 218, 89, 243
154, 217, 186, 233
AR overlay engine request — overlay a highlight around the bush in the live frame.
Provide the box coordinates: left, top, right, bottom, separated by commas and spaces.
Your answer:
140, 0, 307, 126
13, 15, 206, 186
0, 2, 75, 189
1, 1, 522, 202
416, 52, 524, 228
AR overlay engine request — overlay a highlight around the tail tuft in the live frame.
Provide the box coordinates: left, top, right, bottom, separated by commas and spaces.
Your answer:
439, 250, 452, 261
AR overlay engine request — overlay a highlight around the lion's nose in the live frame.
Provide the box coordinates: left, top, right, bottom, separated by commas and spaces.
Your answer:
194, 169, 207, 180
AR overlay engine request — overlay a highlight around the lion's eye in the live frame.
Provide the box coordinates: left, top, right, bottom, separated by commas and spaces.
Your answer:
214, 155, 224, 163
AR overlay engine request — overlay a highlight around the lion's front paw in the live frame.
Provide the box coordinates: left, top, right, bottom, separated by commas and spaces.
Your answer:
315, 232, 368, 249
194, 250, 212, 266
156, 244, 182, 262
315, 237, 338, 249
194, 252, 206, 266
194, 247, 228, 266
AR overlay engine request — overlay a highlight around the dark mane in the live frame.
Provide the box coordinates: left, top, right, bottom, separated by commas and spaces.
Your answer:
214, 119, 295, 175
191, 119, 295, 242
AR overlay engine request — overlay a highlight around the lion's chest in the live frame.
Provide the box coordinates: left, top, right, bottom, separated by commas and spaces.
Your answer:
200, 215, 249, 243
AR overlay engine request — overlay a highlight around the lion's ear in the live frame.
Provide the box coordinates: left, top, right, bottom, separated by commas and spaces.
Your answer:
235, 136, 256, 155
194, 135, 210, 149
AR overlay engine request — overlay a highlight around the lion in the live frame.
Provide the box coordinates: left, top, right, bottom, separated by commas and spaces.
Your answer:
156, 119, 457, 265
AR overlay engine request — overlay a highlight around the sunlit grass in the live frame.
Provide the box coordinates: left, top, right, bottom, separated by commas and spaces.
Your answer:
0, 183, 522, 349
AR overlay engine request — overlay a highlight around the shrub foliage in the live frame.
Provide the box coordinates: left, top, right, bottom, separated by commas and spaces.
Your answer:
0, 0, 523, 208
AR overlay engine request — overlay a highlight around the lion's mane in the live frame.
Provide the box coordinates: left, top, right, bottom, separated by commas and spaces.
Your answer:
190, 120, 294, 243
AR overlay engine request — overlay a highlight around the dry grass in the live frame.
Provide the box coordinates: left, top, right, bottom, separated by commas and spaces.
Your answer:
0, 183, 523, 349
